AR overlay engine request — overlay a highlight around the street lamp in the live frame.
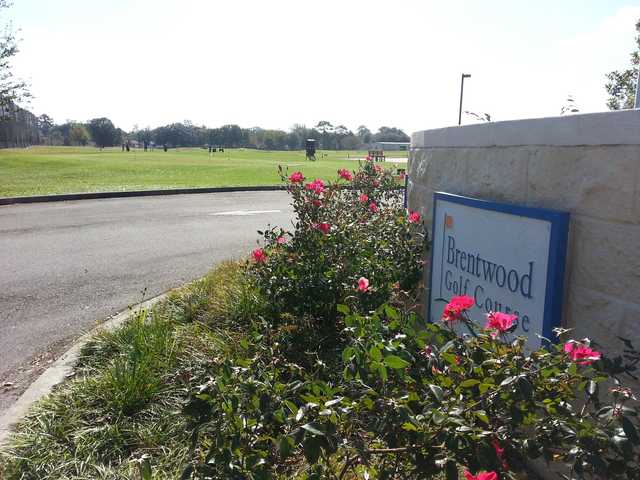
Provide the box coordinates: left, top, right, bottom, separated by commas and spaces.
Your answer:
458, 73, 471, 125
635, 68, 640, 109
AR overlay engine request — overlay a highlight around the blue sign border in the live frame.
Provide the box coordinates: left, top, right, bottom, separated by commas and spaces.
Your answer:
427, 192, 570, 344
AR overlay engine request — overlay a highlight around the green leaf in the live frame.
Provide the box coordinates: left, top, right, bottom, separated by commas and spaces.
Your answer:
429, 384, 444, 402
324, 397, 344, 407
342, 347, 355, 363
301, 422, 325, 436
303, 436, 321, 464
278, 436, 293, 457
460, 379, 480, 388
585, 380, 598, 397
622, 416, 640, 445
401, 422, 418, 431
284, 400, 298, 415
479, 383, 493, 394
432, 410, 446, 425
337, 304, 350, 315
500, 376, 516, 387
441, 352, 458, 365
597, 406, 613, 419
384, 304, 400, 320
369, 346, 382, 362
384, 355, 410, 369
475, 410, 489, 424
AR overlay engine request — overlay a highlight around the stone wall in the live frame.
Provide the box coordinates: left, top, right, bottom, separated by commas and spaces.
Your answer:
408, 110, 640, 353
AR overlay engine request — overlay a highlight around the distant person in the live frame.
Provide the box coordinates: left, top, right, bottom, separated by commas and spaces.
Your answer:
126, 141, 130, 152
144, 141, 148, 151
163, 144, 167, 152
121, 143, 125, 151
208, 146, 212, 153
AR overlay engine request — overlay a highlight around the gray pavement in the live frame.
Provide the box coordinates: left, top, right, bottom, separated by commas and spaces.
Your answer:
0, 191, 293, 415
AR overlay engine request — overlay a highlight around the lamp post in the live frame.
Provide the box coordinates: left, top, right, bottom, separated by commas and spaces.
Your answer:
635, 68, 640, 109
458, 73, 471, 125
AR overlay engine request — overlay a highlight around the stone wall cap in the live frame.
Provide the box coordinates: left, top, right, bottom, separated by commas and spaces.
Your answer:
412, 110, 640, 148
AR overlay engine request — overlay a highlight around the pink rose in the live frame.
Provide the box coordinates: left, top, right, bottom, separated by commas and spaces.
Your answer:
369, 202, 379, 213
276, 236, 286, 245
485, 311, 517, 336
408, 211, 421, 223
289, 171, 304, 183
251, 248, 267, 263
564, 341, 601, 365
314, 222, 331, 234
374, 164, 383, 173
357, 277, 369, 292
338, 168, 353, 181
358, 193, 369, 203
304, 179, 325, 194
464, 472, 498, 480
442, 295, 474, 323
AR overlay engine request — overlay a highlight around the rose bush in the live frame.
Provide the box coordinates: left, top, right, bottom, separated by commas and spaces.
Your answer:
180, 162, 640, 479
249, 161, 425, 324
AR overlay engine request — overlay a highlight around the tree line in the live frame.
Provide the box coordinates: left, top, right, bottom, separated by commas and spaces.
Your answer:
133, 121, 409, 150
1, 115, 411, 150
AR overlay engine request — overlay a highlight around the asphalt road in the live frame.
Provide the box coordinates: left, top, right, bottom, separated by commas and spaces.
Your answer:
0, 191, 293, 413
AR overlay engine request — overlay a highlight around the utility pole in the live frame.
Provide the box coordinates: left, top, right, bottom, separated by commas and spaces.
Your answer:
458, 73, 471, 125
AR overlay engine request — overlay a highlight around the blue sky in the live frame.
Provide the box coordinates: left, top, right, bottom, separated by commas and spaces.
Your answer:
8, 0, 640, 134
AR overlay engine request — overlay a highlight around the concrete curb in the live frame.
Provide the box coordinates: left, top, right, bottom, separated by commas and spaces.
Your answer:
0, 292, 171, 445
0, 185, 287, 206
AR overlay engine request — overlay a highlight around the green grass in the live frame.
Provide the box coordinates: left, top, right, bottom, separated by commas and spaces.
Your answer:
0, 261, 257, 479
0, 146, 408, 197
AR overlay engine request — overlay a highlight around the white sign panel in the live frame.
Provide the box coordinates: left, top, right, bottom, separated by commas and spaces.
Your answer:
429, 193, 569, 349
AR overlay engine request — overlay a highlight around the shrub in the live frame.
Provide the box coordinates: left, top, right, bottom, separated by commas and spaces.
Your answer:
249, 162, 426, 324
181, 162, 640, 479
183, 294, 640, 479
331, 300, 640, 479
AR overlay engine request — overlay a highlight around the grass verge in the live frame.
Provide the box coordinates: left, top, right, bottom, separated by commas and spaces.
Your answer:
0, 261, 260, 479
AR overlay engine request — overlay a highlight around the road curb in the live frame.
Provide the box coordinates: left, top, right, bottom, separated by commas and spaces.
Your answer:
0, 292, 171, 446
0, 185, 287, 206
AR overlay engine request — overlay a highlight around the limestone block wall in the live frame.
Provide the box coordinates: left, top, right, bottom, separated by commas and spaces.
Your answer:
408, 110, 640, 353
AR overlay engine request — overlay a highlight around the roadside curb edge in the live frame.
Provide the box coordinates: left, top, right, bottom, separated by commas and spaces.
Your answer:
0, 292, 171, 445
0, 185, 287, 206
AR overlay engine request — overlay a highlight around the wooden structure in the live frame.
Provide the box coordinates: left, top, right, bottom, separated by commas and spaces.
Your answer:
368, 149, 385, 162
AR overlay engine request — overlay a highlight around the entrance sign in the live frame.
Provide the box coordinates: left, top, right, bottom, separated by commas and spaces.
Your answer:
428, 192, 569, 349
